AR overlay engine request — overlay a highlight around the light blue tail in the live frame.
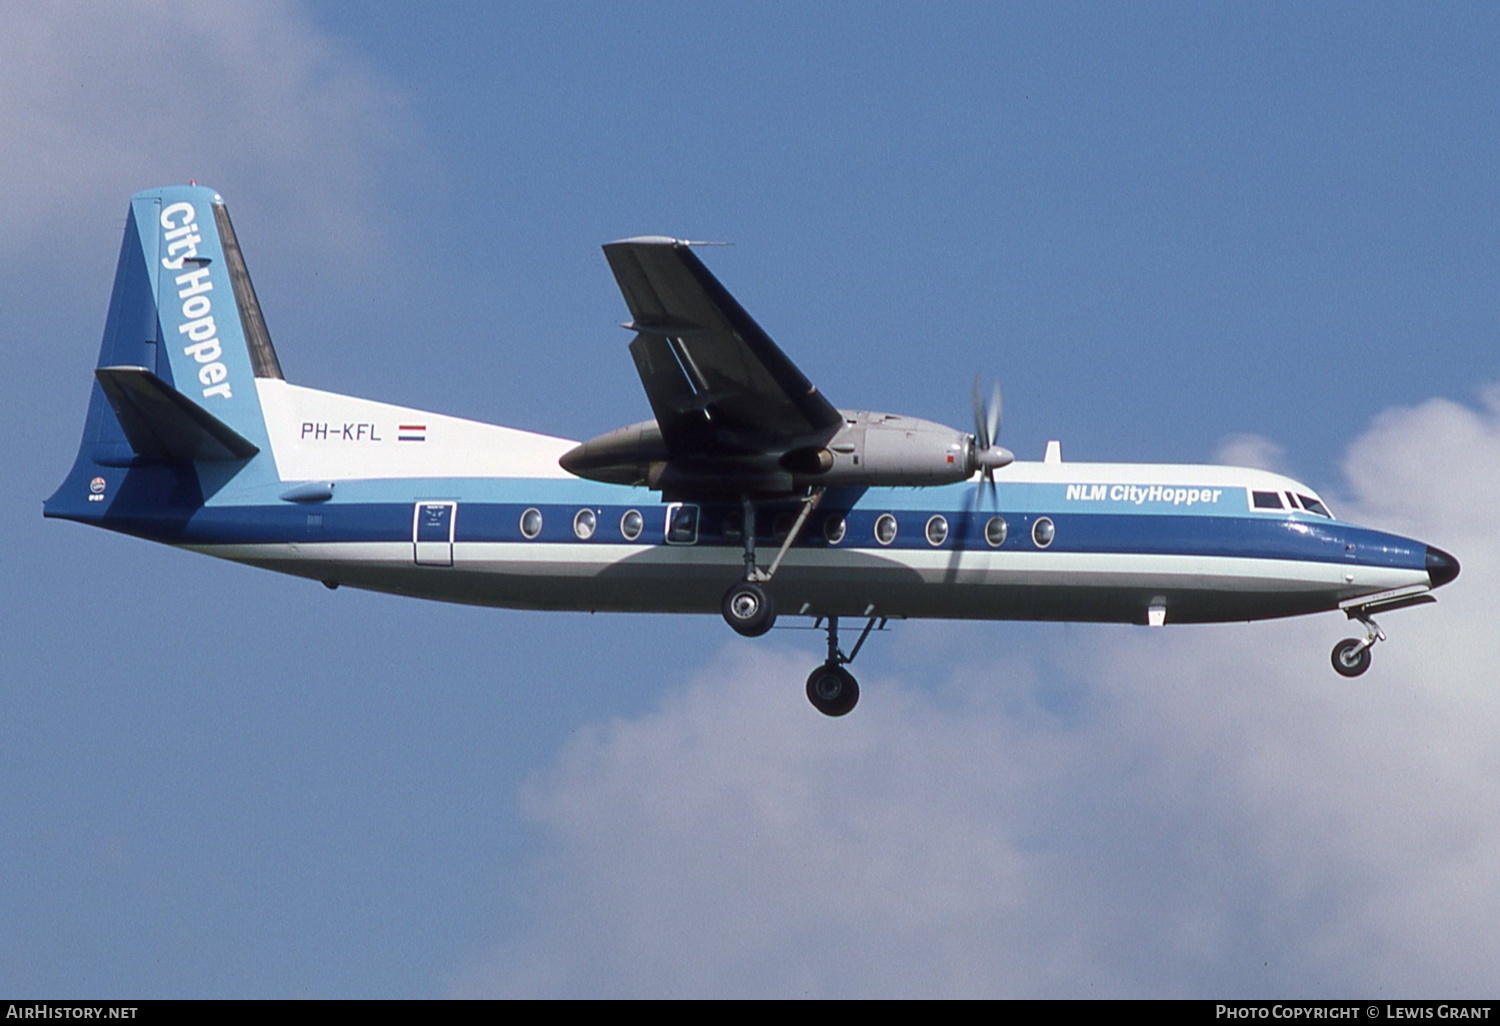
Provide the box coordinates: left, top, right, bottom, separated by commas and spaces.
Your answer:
45, 185, 283, 525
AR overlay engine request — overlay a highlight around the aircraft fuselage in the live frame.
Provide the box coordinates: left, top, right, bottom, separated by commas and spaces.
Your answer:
48, 382, 1444, 629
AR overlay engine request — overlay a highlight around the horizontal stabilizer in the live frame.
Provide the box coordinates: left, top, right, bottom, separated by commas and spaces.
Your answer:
95, 366, 260, 462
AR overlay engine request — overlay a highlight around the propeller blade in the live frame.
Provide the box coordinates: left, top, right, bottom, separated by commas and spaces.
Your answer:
987, 381, 1002, 450
969, 375, 1011, 479
971, 374, 990, 449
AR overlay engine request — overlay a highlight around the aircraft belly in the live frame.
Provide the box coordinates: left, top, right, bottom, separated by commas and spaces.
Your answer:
191, 541, 1424, 625
766, 551, 1420, 623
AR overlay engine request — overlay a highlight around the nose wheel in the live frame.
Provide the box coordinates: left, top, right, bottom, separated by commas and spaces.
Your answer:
1331, 637, 1373, 677
1331, 608, 1388, 678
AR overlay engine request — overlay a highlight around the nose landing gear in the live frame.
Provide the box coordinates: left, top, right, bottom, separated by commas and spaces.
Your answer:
1331, 633, 1376, 677
1332, 606, 1389, 678
1331, 584, 1437, 678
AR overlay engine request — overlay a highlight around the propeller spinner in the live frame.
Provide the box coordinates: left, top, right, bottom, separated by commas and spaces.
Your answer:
968, 376, 1014, 493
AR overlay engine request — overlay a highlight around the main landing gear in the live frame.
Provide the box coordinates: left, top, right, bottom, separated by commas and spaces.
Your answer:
719, 490, 824, 638
805, 615, 885, 717
714, 490, 883, 717
721, 581, 774, 637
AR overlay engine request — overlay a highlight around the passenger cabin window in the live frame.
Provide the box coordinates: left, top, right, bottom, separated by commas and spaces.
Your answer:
823, 514, 846, 545
1032, 517, 1055, 548
985, 516, 1008, 547
925, 515, 948, 546
1252, 491, 1284, 510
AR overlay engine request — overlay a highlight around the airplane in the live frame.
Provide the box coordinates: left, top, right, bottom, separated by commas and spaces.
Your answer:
45, 185, 1460, 716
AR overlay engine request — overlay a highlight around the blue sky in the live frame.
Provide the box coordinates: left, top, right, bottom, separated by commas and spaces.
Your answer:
3, 2, 1498, 997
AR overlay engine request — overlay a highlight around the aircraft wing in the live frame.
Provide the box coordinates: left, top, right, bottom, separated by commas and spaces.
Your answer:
602, 237, 843, 457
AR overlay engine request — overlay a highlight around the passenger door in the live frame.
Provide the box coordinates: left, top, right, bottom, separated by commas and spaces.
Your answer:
413, 501, 457, 566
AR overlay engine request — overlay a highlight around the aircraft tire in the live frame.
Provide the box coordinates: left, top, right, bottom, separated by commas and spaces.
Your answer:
1331, 638, 1371, 677
722, 582, 776, 637
805, 663, 859, 717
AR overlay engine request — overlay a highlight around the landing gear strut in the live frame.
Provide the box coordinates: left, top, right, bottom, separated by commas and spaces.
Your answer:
805, 614, 885, 717
719, 490, 824, 637
710, 490, 884, 715
1330, 584, 1436, 678
1331, 611, 1384, 678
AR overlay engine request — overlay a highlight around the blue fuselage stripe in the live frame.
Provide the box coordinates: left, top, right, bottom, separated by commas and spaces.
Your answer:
137, 500, 1425, 571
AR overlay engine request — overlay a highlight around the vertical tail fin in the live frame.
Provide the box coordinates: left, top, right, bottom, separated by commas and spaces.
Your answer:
46, 185, 284, 523
142, 185, 283, 423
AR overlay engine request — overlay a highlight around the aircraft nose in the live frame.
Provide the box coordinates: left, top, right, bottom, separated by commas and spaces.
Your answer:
1426, 545, 1460, 589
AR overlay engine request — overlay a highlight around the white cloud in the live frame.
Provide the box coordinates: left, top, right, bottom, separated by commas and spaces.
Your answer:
1215, 432, 1286, 472
0, 0, 406, 257
1342, 386, 1500, 542
454, 390, 1499, 998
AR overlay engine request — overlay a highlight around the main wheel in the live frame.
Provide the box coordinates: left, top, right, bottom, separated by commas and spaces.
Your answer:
805, 663, 859, 717
722, 581, 776, 637
1331, 638, 1372, 677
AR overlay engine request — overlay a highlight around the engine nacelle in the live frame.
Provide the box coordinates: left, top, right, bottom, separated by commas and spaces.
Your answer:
556, 419, 668, 486
559, 409, 1009, 495
783, 411, 974, 488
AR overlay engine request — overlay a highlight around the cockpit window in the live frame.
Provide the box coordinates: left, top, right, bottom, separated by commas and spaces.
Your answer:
1252, 490, 1284, 510
1297, 494, 1332, 518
